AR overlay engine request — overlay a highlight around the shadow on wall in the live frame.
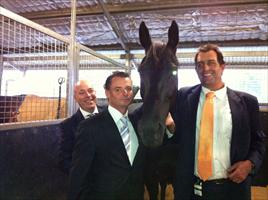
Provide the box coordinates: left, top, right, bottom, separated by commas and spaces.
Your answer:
0, 124, 68, 200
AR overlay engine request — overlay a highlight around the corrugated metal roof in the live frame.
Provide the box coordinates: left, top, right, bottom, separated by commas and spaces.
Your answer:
1, 0, 268, 50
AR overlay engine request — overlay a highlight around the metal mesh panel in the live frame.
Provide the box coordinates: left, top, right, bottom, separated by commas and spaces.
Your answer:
0, 15, 69, 124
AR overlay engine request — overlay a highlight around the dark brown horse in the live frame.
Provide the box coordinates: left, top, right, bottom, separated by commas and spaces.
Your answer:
138, 21, 179, 200
138, 20, 179, 148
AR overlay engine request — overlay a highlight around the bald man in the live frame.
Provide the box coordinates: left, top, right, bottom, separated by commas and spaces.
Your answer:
58, 80, 106, 174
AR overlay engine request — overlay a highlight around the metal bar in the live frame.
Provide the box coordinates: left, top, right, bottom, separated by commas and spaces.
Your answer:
0, 6, 70, 44
0, 119, 63, 131
19, 1, 268, 20
97, 0, 129, 52
67, 0, 78, 116
78, 44, 127, 69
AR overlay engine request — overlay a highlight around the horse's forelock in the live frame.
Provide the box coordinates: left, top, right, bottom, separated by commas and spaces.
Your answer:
140, 41, 178, 72
143, 42, 165, 67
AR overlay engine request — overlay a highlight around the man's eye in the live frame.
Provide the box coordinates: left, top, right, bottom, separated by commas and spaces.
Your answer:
197, 62, 204, 68
125, 87, 133, 92
208, 61, 217, 66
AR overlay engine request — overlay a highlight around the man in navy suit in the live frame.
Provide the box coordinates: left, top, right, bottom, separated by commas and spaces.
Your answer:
68, 71, 145, 200
58, 80, 106, 174
171, 44, 265, 200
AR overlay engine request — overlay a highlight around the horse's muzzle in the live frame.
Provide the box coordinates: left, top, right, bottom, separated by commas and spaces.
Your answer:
138, 120, 165, 148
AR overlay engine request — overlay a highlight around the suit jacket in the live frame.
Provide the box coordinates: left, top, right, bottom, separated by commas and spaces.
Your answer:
58, 105, 106, 174
68, 109, 145, 200
171, 84, 266, 200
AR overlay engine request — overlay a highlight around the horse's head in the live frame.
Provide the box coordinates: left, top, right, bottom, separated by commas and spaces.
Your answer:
138, 21, 179, 148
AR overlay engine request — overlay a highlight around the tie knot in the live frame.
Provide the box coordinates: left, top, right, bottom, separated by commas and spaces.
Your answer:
206, 92, 215, 99
120, 116, 128, 125
86, 113, 95, 118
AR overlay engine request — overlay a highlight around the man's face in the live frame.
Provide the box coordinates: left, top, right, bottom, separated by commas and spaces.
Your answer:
74, 81, 97, 112
195, 50, 225, 90
105, 77, 133, 114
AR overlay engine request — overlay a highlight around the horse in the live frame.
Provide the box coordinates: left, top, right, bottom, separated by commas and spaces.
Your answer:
138, 21, 179, 200
138, 20, 179, 148
0, 95, 67, 123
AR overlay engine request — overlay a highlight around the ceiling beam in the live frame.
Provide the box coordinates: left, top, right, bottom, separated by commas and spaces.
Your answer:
96, 0, 129, 52
87, 39, 268, 50
21, 0, 268, 20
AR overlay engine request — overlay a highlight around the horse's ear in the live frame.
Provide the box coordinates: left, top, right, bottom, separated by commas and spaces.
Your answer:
167, 20, 179, 52
139, 21, 152, 52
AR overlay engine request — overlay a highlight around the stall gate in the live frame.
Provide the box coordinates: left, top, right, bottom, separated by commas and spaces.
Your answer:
0, 7, 126, 128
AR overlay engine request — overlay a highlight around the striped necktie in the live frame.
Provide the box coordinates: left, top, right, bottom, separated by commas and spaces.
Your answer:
198, 92, 215, 181
86, 113, 95, 119
120, 116, 130, 155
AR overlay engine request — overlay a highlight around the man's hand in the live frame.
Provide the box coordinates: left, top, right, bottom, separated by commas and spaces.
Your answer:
227, 160, 254, 183
166, 113, 175, 134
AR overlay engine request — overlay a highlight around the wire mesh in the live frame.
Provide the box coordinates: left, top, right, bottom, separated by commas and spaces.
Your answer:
0, 14, 69, 124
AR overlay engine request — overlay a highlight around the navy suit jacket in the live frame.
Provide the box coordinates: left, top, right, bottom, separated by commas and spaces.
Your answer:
68, 109, 145, 200
58, 105, 106, 174
171, 84, 266, 199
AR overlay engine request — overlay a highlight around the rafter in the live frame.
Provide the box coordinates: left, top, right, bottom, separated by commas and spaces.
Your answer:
21, 0, 268, 20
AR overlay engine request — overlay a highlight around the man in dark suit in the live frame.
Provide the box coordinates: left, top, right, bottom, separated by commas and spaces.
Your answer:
58, 80, 106, 174
68, 71, 145, 200
171, 44, 265, 200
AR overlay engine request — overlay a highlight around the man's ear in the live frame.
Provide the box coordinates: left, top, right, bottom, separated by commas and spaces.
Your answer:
221, 63, 226, 70
105, 89, 110, 99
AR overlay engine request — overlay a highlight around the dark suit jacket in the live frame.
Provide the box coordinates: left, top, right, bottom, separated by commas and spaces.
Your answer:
171, 84, 266, 200
68, 109, 145, 200
58, 105, 106, 174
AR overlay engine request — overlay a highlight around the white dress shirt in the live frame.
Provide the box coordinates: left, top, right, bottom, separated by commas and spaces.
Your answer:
108, 105, 138, 165
194, 85, 232, 180
79, 107, 99, 119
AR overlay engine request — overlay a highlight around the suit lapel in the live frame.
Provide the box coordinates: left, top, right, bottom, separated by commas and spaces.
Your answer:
75, 109, 84, 122
227, 88, 243, 162
103, 111, 131, 165
129, 116, 143, 166
186, 85, 202, 162
188, 85, 201, 129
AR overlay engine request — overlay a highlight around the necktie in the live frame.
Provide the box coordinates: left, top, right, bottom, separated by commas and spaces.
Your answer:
198, 92, 215, 181
86, 113, 95, 119
120, 116, 130, 155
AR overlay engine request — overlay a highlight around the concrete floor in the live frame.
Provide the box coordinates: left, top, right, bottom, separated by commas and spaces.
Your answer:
144, 185, 268, 200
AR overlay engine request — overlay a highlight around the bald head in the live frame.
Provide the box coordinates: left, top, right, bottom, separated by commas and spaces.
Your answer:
74, 80, 97, 113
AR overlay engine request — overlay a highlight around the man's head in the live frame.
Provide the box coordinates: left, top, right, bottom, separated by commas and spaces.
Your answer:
104, 71, 133, 114
74, 80, 97, 113
194, 44, 225, 91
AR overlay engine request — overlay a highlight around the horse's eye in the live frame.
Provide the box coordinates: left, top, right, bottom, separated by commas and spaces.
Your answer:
171, 64, 178, 76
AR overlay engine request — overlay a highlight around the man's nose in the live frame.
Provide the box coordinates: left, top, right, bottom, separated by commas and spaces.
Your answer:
122, 89, 128, 95
86, 92, 94, 97
202, 63, 211, 71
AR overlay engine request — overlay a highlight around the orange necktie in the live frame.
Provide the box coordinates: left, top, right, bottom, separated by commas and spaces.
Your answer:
198, 92, 215, 181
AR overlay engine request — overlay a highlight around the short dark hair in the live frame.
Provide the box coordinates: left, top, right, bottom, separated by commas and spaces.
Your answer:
104, 71, 130, 90
194, 44, 225, 66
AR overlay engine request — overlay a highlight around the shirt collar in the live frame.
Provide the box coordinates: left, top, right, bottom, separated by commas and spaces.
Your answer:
79, 106, 99, 119
201, 84, 227, 100
108, 105, 128, 124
